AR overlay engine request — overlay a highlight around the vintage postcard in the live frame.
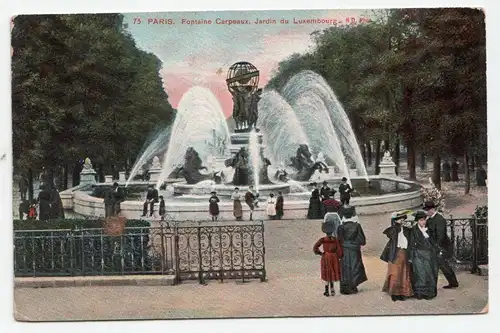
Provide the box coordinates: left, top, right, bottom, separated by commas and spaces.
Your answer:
11, 8, 487, 321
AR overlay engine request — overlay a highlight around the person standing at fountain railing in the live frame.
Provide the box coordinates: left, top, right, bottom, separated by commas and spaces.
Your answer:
208, 191, 220, 221
231, 188, 243, 221
245, 186, 258, 221
275, 191, 284, 220
307, 182, 323, 219
266, 193, 277, 219
320, 181, 331, 202
141, 184, 159, 217
338, 177, 353, 206
158, 195, 166, 221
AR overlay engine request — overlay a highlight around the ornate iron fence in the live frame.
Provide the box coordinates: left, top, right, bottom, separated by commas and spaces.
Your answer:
14, 221, 266, 283
446, 217, 488, 273
175, 222, 266, 284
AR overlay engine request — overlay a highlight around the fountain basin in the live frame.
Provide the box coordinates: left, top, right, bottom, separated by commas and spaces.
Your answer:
172, 182, 290, 197
61, 176, 423, 221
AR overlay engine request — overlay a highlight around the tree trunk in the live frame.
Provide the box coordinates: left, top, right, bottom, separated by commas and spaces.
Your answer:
407, 141, 417, 180
28, 168, 34, 202
375, 140, 381, 175
464, 151, 470, 195
384, 139, 390, 152
367, 141, 372, 166
394, 139, 400, 175
470, 154, 476, 172
420, 152, 426, 170
432, 153, 442, 190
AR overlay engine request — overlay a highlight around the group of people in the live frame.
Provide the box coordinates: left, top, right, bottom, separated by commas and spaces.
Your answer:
313, 201, 459, 300
381, 201, 459, 301
307, 178, 353, 219
140, 184, 165, 220
18, 182, 65, 221
211, 186, 284, 221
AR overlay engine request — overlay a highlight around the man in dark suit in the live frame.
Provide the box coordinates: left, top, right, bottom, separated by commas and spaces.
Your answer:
423, 201, 459, 289
142, 184, 159, 217
338, 177, 352, 206
320, 181, 331, 201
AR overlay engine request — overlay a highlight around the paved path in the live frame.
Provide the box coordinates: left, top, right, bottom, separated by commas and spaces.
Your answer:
14, 213, 488, 321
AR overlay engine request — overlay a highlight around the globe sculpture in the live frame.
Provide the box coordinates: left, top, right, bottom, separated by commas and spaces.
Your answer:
226, 62, 261, 133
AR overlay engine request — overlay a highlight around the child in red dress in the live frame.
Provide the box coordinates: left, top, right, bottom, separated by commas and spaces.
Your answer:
313, 215, 343, 296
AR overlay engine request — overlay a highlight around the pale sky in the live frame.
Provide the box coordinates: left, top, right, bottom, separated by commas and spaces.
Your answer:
123, 9, 375, 118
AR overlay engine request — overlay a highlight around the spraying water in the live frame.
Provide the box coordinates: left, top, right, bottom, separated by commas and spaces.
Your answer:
126, 126, 171, 187
157, 87, 230, 188
281, 70, 368, 180
257, 90, 310, 167
248, 130, 261, 192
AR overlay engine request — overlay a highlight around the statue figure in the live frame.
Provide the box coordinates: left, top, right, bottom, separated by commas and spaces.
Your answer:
151, 156, 161, 169
182, 147, 210, 184
275, 163, 289, 182
181, 147, 224, 185
258, 147, 272, 184
168, 164, 185, 179
288, 144, 329, 181
382, 151, 392, 163
247, 88, 262, 130
83, 157, 93, 171
225, 147, 251, 185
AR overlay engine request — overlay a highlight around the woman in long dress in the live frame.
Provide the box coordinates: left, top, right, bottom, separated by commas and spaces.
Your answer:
307, 182, 323, 219
275, 191, 284, 219
337, 206, 367, 295
313, 213, 343, 296
231, 188, 243, 221
266, 193, 277, 219
408, 210, 439, 300
208, 191, 220, 221
380, 210, 414, 301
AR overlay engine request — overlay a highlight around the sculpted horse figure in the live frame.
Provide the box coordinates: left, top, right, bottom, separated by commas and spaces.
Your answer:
288, 144, 329, 181
182, 147, 225, 185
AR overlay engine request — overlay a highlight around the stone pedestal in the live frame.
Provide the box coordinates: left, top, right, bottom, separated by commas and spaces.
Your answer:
149, 168, 162, 183
79, 157, 97, 186
105, 175, 113, 183
379, 151, 397, 177
80, 170, 97, 186
119, 171, 126, 182
229, 132, 264, 156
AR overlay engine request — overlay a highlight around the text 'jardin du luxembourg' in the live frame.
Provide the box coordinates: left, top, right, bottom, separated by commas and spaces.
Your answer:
131, 17, 372, 26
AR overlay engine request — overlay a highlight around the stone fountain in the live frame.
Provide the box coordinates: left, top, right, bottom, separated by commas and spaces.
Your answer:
60, 65, 423, 221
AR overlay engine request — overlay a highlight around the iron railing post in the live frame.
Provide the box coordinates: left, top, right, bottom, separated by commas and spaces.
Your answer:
470, 216, 479, 274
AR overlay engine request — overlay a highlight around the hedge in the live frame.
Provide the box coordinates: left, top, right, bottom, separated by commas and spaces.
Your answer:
13, 219, 165, 277
13, 218, 150, 231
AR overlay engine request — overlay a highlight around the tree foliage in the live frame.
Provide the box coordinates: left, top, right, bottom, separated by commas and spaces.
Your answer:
266, 8, 486, 187
12, 14, 175, 179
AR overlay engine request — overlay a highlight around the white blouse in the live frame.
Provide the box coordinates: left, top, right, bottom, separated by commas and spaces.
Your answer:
418, 225, 430, 239
397, 228, 408, 249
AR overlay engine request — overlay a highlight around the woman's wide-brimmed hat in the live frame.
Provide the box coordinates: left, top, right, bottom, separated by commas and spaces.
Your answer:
341, 177, 347, 181
321, 222, 335, 234
210, 191, 217, 195
391, 209, 413, 221
413, 210, 428, 221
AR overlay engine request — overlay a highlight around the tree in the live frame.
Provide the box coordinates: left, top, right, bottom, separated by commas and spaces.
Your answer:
12, 14, 176, 189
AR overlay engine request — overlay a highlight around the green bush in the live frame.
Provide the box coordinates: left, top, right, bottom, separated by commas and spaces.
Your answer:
13, 218, 150, 231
